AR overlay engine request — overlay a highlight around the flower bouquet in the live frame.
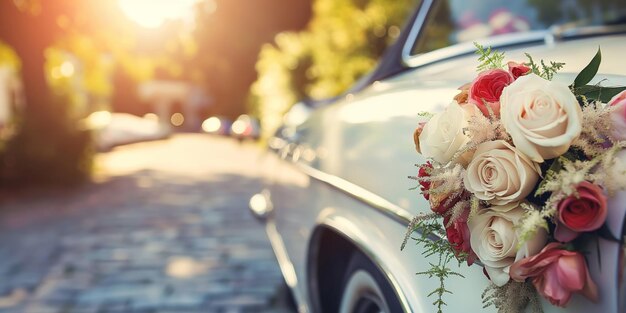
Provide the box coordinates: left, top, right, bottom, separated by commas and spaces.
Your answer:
405, 44, 626, 312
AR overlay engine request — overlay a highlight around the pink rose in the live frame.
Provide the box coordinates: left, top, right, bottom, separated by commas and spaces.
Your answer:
555, 181, 608, 242
609, 90, 626, 141
507, 61, 531, 79
510, 243, 599, 307
444, 209, 477, 265
468, 69, 514, 117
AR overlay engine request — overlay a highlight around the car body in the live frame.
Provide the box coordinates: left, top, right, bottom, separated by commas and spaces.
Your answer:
251, 1, 626, 312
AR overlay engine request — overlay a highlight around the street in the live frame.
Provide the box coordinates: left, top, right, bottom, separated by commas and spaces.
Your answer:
0, 135, 293, 313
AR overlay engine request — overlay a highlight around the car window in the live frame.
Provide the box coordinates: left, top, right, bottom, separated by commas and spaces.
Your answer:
411, 0, 626, 55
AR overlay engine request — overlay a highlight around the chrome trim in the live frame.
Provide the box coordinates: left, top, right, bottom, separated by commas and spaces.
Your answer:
294, 160, 468, 254
404, 31, 548, 68
318, 220, 413, 313
294, 162, 414, 228
400, 0, 433, 66
550, 23, 626, 40
264, 219, 310, 313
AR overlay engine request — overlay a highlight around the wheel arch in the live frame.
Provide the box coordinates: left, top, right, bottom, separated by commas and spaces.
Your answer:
306, 223, 411, 313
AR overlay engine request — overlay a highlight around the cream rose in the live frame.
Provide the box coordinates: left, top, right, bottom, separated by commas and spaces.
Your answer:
419, 101, 474, 164
469, 203, 547, 286
464, 140, 540, 205
500, 74, 583, 163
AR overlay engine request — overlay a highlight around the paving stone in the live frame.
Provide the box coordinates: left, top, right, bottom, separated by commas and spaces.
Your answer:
0, 135, 294, 313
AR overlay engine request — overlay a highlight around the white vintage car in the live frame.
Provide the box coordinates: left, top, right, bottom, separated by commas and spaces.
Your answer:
250, 1, 626, 312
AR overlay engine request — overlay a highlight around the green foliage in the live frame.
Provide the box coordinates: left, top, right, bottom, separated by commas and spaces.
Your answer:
249, 32, 314, 142
0, 96, 93, 187
417, 111, 434, 118
524, 53, 565, 80
573, 47, 601, 88
474, 42, 505, 72
0, 41, 21, 71
574, 85, 626, 103
250, 0, 418, 142
407, 218, 465, 313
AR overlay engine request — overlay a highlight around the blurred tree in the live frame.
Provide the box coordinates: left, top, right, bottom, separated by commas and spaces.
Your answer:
250, 0, 418, 142
191, 0, 312, 119
0, 0, 120, 186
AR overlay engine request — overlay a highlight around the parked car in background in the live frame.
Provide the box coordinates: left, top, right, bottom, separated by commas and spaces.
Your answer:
231, 114, 260, 141
251, 1, 626, 313
86, 111, 170, 152
201, 116, 232, 136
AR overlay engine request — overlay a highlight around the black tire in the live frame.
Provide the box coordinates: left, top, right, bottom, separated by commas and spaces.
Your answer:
339, 250, 404, 313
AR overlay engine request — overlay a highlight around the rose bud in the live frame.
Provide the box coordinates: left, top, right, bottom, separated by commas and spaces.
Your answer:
507, 61, 531, 79
555, 181, 608, 242
468, 69, 514, 117
510, 243, 599, 307
609, 90, 626, 142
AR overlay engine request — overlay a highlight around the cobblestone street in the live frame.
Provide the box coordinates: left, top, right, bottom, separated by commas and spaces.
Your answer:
0, 135, 293, 313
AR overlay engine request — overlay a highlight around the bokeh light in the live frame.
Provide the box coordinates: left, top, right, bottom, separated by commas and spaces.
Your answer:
202, 117, 221, 133
170, 112, 185, 126
118, 0, 200, 28
231, 120, 247, 135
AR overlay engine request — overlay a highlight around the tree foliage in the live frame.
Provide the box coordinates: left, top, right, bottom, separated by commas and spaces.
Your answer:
250, 0, 417, 142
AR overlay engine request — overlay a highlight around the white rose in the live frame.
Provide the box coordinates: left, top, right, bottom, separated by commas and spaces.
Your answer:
469, 203, 547, 286
419, 101, 474, 164
500, 74, 582, 163
464, 140, 540, 205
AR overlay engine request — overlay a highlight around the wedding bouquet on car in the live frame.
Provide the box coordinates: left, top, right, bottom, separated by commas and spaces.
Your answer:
405, 44, 626, 313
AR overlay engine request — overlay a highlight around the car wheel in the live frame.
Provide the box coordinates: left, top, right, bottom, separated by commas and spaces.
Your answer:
339, 251, 403, 313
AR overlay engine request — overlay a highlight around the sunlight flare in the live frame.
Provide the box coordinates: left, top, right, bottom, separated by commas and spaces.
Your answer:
118, 0, 200, 28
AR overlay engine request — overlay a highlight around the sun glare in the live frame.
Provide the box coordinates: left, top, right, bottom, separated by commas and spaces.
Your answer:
118, 0, 200, 28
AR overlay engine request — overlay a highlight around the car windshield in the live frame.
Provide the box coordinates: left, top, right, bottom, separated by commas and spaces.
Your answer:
411, 0, 626, 55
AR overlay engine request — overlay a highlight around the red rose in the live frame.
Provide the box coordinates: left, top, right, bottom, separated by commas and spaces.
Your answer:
417, 162, 432, 200
468, 69, 514, 117
443, 210, 476, 265
510, 243, 598, 307
507, 61, 531, 79
555, 181, 608, 242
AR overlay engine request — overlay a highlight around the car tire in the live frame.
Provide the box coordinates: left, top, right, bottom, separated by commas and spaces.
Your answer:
338, 251, 403, 313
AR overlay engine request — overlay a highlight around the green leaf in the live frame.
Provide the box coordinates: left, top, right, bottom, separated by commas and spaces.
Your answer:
575, 85, 626, 103
573, 47, 601, 88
